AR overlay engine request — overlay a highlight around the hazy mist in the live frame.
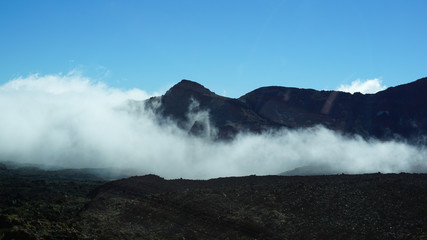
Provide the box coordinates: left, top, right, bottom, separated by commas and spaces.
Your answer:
1, 72, 426, 179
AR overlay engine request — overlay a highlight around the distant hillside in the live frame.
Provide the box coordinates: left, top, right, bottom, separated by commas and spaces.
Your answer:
145, 77, 427, 142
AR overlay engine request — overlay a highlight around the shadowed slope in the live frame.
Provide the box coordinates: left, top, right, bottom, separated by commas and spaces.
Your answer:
145, 77, 427, 142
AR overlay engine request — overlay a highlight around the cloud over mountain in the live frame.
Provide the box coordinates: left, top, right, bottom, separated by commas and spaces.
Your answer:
0, 73, 426, 179
337, 78, 386, 94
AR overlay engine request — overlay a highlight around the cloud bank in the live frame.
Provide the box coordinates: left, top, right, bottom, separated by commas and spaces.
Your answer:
337, 78, 386, 94
0, 73, 426, 179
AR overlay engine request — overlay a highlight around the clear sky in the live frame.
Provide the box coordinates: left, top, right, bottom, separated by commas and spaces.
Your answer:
1, 0, 426, 97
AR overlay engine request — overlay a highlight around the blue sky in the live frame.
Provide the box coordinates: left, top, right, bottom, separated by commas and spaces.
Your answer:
1, 0, 426, 97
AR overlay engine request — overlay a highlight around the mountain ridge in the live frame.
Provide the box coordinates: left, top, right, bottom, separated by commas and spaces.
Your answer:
145, 77, 427, 143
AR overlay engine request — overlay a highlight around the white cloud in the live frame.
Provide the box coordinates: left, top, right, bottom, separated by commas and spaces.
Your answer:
337, 78, 386, 94
0, 73, 425, 179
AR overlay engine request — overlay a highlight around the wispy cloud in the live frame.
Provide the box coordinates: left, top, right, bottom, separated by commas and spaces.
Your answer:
337, 78, 386, 94
0, 73, 425, 179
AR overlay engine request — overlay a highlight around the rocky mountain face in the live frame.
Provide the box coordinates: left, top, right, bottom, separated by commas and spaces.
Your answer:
144, 80, 279, 139
145, 77, 427, 142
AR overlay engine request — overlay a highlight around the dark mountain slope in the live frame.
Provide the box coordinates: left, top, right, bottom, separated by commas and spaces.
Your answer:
145, 80, 280, 139
239, 87, 343, 129
239, 86, 376, 137
371, 77, 427, 140
240, 77, 427, 140
145, 77, 427, 142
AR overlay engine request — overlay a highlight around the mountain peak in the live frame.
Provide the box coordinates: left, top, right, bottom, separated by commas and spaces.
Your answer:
168, 79, 215, 96
146, 77, 427, 143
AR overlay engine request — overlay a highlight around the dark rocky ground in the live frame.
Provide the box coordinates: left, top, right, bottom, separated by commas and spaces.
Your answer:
0, 163, 105, 239
1, 163, 427, 239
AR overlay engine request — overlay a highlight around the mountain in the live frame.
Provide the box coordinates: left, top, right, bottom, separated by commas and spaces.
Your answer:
145, 78, 427, 142
145, 80, 280, 139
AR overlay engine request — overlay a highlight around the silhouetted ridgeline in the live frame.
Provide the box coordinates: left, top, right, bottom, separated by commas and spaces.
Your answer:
145, 77, 427, 143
